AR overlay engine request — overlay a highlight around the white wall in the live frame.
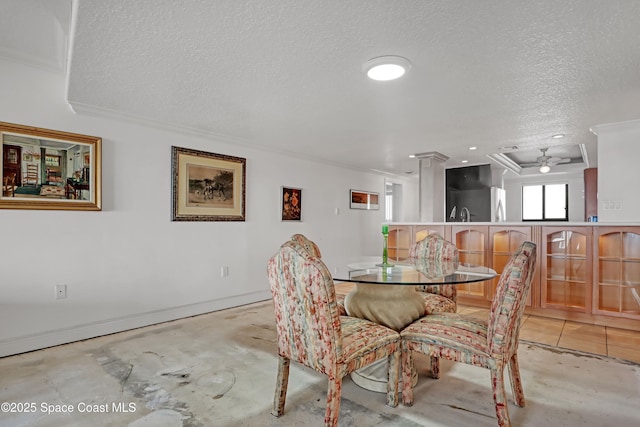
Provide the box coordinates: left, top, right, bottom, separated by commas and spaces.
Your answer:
0, 59, 408, 356
503, 170, 585, 222
593, 120, 640, 223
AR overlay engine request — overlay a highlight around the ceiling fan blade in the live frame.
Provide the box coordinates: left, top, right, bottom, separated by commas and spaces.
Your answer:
548, 157, 571, 165
519, 162, 541, 167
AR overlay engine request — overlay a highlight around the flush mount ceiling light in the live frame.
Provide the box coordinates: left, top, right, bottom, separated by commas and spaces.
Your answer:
363, 56, 411, 81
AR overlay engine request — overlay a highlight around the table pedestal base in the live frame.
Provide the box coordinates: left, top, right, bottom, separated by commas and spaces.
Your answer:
350, 359, 418, 393
344, 283, 425, 331
344, 283, 425, 393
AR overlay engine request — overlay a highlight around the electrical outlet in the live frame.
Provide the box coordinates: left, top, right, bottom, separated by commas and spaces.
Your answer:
55, 285, 67, 300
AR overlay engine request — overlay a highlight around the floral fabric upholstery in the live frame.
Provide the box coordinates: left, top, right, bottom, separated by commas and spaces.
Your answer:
409, 234, 460, 314
288, 234, 348, 315
400, 241, 537, 427
268, 240, 400, 427
290, 233, 322, 258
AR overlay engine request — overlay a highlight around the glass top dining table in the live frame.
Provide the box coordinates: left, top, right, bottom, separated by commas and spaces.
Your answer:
331, 258, 497, 286
329, 257, 497, 394
328, 256, 497, 332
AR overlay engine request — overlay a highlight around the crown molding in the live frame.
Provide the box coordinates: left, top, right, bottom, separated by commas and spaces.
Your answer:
590, 118, 640, 135
486, 153, 522, 175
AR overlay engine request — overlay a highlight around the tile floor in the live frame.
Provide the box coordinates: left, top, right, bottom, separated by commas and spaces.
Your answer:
335, 283, 640, 365
458, 304, 640, 364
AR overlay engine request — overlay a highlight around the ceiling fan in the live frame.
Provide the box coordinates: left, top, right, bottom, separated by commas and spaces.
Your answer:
520, 148, 571, 173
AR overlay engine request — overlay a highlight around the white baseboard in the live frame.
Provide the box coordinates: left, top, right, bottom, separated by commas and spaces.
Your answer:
0, 291, 272, 358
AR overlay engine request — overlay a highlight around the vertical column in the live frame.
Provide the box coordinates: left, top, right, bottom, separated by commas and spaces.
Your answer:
416, 152, 449, 222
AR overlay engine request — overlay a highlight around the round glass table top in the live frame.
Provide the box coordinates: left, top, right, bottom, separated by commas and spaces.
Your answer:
330, 257, 496, 285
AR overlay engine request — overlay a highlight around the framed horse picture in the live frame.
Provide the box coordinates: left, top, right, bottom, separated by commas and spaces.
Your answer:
171, 146, 246, 221
281, 186, 302, 221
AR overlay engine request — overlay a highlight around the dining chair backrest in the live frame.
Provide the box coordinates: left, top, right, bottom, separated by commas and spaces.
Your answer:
409, 234, 459, 300
487, 241, 537, 359
290, 233, 322, 258
268, 240, 342, 375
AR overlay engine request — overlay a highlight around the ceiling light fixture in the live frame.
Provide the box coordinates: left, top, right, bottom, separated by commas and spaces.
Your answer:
363, 56, 411, 81
468, 146, 477, 150
461, 160, 469, 163
539, 164, 551, 174
551, 134, 565, 139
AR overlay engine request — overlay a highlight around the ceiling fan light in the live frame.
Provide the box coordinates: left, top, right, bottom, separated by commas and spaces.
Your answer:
363, 56, 411, 81
539, 164, 551, 173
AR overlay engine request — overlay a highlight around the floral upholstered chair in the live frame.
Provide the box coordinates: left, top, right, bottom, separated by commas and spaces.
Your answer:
409, 234, 460, 314
289, 233, 348, 315
400, 241, 536, 427
290, 233, 322, 258
267, 240, 401, 427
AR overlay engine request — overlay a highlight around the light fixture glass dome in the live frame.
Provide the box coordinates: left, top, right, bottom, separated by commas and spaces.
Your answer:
539, 164, 551, 173
363, 56, 411, 81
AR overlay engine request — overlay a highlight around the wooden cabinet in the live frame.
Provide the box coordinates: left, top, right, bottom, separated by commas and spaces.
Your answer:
490, 226, 535, 306
388, 225, 411, 262
386, 222, 640, 331
413, 224, 446, 243
388, 225, 447, 261
451, 225, 490, 301
541, 227, 592, 312
593, 227, 640, 319
584, 168, 597, 220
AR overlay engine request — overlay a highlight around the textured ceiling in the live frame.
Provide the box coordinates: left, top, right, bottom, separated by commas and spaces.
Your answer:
3, 0, 640, 177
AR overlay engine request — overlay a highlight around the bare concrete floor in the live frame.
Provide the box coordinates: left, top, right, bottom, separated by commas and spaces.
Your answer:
1, 300, 639, 427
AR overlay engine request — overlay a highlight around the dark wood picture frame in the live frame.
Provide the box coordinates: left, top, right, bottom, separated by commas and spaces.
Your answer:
171, 146, 246, 221
281, 186, 302, 221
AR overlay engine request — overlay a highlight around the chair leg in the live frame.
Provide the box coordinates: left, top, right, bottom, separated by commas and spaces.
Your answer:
508, 353, 526, 407
386, 350, 400, 407
325, 376, 343, 427
271, 355, 290, 417
490, 365, 511, 427
430, 355, 440, 379
401, 342, 414, 406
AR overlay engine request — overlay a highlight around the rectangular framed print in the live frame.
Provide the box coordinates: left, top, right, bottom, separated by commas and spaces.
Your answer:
0, 121, 101, 211
171, 146, 246, 221
350, 189, 379, 210
281, 186, 302, 221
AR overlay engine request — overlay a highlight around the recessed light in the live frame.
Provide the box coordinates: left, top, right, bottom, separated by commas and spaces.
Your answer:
461, 160, 469, 163
551, 134, 565, 139
468, 146, 477, 150
363, 56, 411, 81
408, 154, 416, 158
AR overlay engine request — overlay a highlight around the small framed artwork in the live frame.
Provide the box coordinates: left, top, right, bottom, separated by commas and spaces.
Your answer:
171, 146, 246, 221
281, 186, 302, 221
350, 189, 379, 210
0, 121, 102, 211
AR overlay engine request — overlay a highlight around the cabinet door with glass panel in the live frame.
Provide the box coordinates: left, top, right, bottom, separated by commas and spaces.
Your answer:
490, 226, 535, 305
387, 225, 412, 262
451, 225, 490, 301
414, 225, 447, 244
541, 227, 592, 312
594, 227, 640, 319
